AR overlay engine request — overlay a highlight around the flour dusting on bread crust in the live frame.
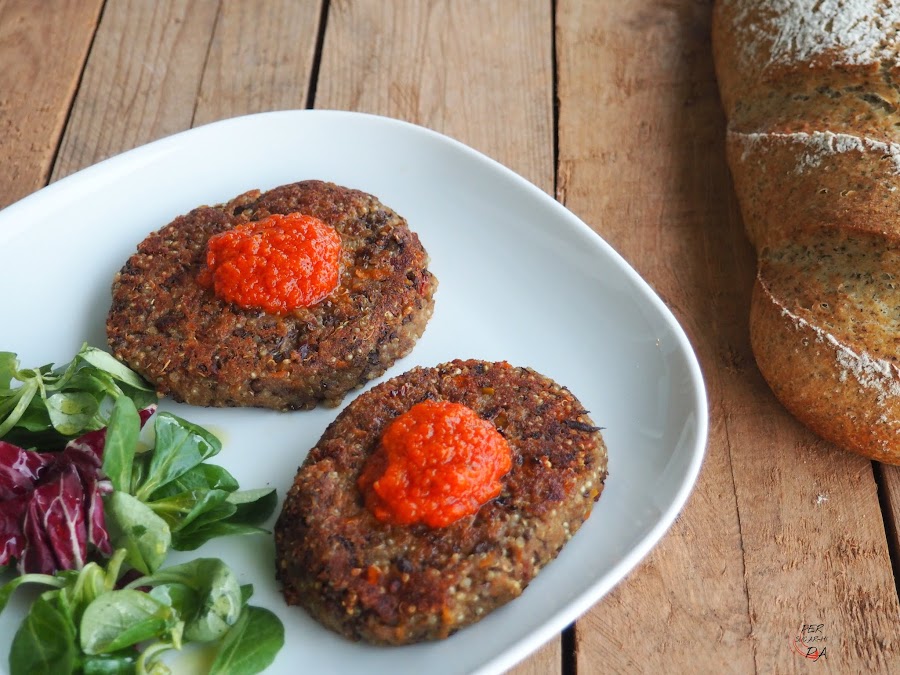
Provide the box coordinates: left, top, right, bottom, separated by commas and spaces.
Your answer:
752, 277, 900, 459
724, 0, 898, 69
733, 130, 900, 174
774, 299, 900, 407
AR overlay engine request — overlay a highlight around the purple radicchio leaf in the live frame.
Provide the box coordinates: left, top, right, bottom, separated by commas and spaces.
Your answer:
138, 405, 157, 427
19, 489, 60, 575
85, 474, 113, 557
0, 497, 28, 566
0, 442, 54, 568
0, 440, 54, 500
20, 462, 87, 574
64, 427, 107, 460
63, 404, 157, 462
58, 405, 156, 558
63, 439, 104, 477
1, 405, 157, 574
58, 444, 114, 557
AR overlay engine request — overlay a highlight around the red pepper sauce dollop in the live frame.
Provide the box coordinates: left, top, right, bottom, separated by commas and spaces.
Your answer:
358, 400, 512, 528
199, 212, 341, 314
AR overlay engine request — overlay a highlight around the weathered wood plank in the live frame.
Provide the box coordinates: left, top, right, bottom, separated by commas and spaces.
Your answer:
52, 0, 323, 180
316, 0, 554, 193
557, 3, 754, 668
193, 0, 322, 126
557, 0, 900, 672
5, 0, 899, 673
317, 2, 558, 672
874, 462, 900, 586
0, 0, 102, 207
51, 0, 220, 180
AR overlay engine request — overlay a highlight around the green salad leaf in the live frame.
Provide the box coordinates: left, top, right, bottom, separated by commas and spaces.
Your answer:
127, 558, 243, 643
209, 606, 285, 675
102, 395, 140, 493
0, 344, 157, 450
1, 551, 283, 675
104, 492, 172, 576
80, 590, 180, 654
100, 400, 276, 573
80, 652, 138, 674
9, 595, 78, 675
136, 413, 222, 501
1, 345, 283, 674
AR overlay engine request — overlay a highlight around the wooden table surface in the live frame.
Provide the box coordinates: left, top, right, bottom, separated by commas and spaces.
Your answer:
3, 1, 900, 673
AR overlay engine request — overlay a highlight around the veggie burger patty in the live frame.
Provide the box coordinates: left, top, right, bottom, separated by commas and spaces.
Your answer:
274, 360, 608, 645
106, 180, 437, 410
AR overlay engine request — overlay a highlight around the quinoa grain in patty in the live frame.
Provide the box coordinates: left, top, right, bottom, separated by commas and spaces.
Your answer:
274, 359, 608, 645
106, 180, 437, 410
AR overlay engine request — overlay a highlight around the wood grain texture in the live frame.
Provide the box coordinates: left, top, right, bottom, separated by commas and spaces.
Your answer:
735, 427, 899, 673
52, 0, 323, 179
51, 0, 220, 180
316, 2, 559, 672
193, 0, 322, 126
557, 1, 755, 670
878, 464, 900, 587
557, 0, 900, 672
315, 0, 554, 193
6, 1, 898, 673
0, 0, 102, 207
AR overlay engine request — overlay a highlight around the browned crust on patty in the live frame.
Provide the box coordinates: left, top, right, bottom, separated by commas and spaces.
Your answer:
274, 359, 608, 645
106, 180, 437, 410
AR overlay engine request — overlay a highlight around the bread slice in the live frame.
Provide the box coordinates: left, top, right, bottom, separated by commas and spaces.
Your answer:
751, 227, 900, 462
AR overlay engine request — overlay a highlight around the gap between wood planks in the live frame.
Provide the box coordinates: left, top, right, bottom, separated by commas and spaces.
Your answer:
551, 0, 560, 201
305, 0, 330, 110
562, 625, 576, 675
873, 463, 900, 602
184, 0, 329, 129
552, 1, 575, 673
45, 2, 106, 192
189, 0, 223, 128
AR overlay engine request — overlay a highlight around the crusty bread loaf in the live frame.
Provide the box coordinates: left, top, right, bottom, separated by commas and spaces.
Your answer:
712, 1, 900, 462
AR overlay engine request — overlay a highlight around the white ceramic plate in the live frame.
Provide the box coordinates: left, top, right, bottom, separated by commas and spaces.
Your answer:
0, 111, 707, 674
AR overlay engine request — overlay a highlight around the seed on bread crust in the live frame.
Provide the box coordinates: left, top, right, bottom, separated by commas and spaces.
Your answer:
274, 359, 608, 645
106, 180, 437, 410
752, 226, 900, 462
